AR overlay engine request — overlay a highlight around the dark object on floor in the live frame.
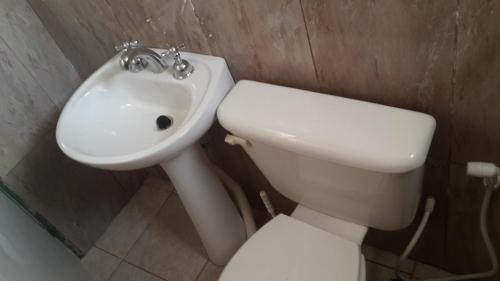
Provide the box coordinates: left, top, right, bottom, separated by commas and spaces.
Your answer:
391, 276, 405, 281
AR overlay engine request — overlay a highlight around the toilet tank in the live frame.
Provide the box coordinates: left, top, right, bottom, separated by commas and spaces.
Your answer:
217, 81, 436, 231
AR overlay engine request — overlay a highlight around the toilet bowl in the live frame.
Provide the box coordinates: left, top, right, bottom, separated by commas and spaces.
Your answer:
220, 205, 368, 281
219, 214, 366, 281
216, 81, 436, 280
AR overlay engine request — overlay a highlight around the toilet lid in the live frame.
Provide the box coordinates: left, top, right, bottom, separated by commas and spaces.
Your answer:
219, 215, 361, 281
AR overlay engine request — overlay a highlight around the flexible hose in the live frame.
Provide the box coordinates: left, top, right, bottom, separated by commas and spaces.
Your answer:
410, 188, 498, 281
213, 166, 257, 238
259, 190, 276, 218
394, 197, 435, 278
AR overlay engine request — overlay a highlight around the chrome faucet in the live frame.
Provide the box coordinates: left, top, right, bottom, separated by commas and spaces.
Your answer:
115, 40, 194, 79
115, 40, 168, 73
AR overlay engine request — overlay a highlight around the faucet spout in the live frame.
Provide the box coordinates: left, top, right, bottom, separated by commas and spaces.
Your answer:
115, 40, 193, 79
119, 47, 168, 73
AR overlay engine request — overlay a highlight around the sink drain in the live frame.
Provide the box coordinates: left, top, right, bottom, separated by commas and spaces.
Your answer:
156, 115, 173, 130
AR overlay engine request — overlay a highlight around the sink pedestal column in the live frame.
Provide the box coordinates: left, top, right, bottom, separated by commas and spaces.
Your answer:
160, 144, 246, 265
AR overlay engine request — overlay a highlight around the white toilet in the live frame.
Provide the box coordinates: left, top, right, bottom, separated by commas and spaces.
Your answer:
216, 80, 436, 281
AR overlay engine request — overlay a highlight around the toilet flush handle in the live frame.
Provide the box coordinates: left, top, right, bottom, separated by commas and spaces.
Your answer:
225, 134, 251, 148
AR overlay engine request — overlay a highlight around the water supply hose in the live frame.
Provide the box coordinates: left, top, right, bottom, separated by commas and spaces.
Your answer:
259, 190, 276, 218
395, 162, 500, 281
213, 166, 257, 238
410, 187, 498, 281
394, 197, 436, 279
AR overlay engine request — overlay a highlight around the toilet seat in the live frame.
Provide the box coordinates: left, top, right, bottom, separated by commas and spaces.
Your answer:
219, 214, 362, 281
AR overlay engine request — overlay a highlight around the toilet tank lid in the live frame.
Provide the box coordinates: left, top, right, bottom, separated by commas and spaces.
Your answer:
217, 81, 436, 173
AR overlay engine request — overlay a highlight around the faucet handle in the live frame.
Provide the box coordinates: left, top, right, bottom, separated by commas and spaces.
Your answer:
115, 39, 141, 52
161, 43, 194, 79
162, 43, 186, 59
165, 43, 185, 51
173, 43, 185, 50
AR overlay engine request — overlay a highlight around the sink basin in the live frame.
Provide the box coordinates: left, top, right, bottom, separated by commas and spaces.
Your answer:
56, 49, 246, 265
57, 51, 231, 170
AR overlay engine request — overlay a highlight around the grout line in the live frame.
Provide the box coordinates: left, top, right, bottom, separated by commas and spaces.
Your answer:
120, 185, 175, 261
365, 259, 414, 275
194, 260, 210, 281
94, 245, 122, 259
298, 0, 321, 89
105, 259, 125, 281
444, 1, 461, 272
25, 0, 85, 80
122, 260, 170, 281
110, 172, 128, 193
94, 176, 175, 260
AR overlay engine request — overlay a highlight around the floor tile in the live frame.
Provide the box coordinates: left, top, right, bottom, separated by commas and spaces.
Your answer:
96, 177, 174, 257
109, 262, 165, 281
112, 169, 150, 199
3, 132, 135, 253
197, 262, 224, 281
126, 193, 207, 281
81, 247, 120, 281
413, 262, 454, 279
362, 245, 415, 274
365, 261, 409, 281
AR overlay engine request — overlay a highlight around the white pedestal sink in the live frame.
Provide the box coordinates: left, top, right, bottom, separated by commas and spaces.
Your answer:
56, 50, 246, 265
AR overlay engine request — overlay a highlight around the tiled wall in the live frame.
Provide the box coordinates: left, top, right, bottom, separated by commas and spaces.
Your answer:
25, 0, 500, 277
0, 0, 147, 255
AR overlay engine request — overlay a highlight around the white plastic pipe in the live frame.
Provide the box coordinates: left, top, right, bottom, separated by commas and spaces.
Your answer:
213, 166, 257, 238
466, 162, 500, 177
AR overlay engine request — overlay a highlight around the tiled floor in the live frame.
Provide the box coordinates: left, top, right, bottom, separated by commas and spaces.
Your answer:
82, 176, 452, 281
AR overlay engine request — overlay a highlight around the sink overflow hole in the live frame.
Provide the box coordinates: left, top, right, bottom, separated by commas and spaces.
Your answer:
156, 115, 173, 130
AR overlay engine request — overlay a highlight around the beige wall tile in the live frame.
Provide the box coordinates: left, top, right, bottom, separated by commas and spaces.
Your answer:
27, 0, 124, 77
192, 0, 318, 90
105, 0, 211, 54
0, 0, 80, 108
451, 0, 500, 164
0, 37, 58, 176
